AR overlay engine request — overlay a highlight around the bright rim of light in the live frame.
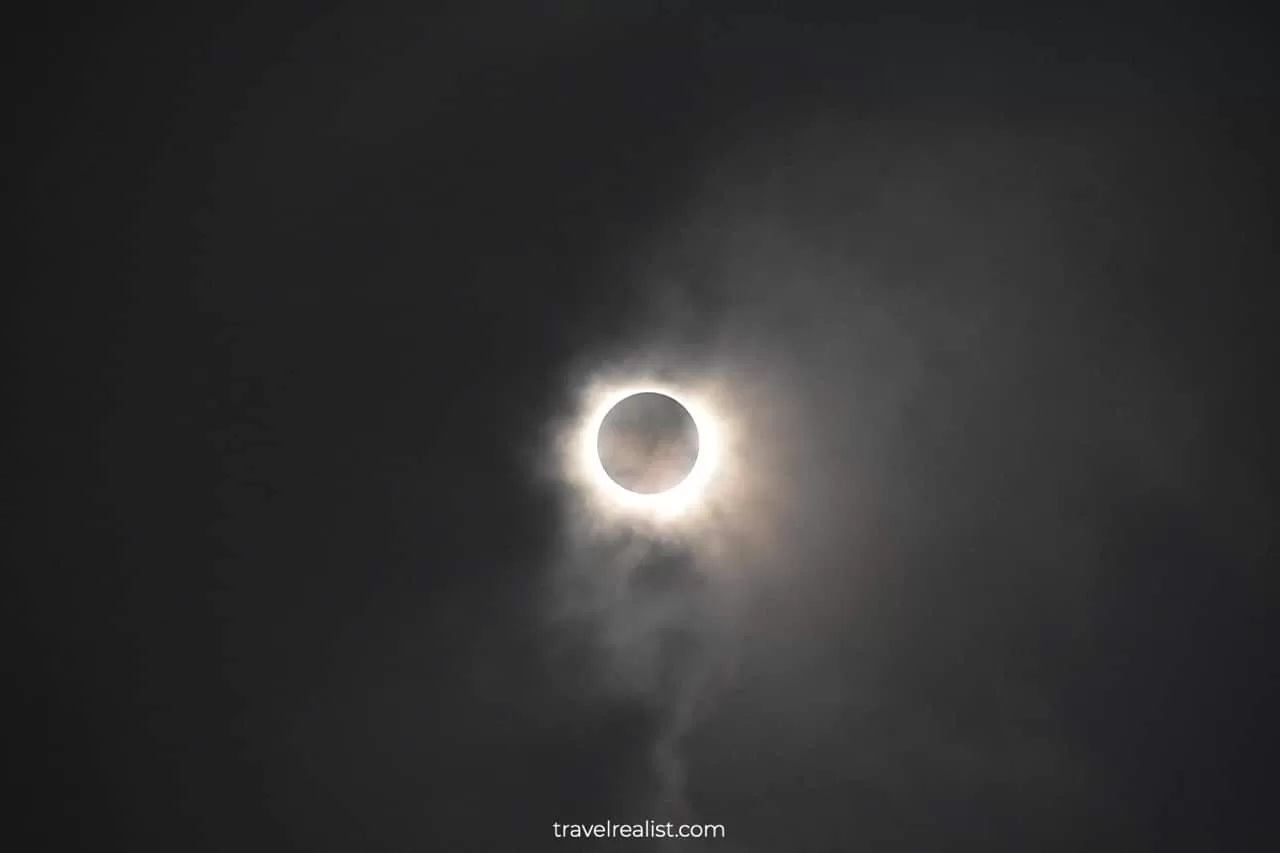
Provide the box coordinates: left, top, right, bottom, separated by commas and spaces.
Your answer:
579, 384, 720, 519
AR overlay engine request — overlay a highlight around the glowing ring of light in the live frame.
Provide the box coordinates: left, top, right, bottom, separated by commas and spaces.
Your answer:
580, 385, 720, 518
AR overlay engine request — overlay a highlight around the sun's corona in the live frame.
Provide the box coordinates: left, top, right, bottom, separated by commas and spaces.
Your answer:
577, 383, 720, 519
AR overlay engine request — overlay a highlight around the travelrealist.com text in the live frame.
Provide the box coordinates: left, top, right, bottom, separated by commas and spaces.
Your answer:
553, 821, 726, 839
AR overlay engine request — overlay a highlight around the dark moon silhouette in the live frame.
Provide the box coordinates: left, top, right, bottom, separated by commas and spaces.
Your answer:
596, 392, 700, 494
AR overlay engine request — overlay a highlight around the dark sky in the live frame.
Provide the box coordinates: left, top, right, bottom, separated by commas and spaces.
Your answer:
10, 2, 1278, 851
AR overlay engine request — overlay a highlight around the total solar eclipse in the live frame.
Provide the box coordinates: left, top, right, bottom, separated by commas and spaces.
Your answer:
596, 392, 700, 495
